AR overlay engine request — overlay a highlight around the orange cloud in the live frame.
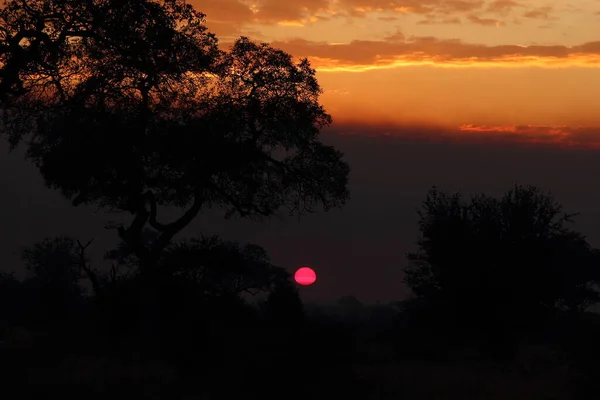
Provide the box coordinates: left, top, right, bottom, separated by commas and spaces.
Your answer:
191, 0, 552, 36
326, 122, 600, 148
253, 0, 332, 25
417, 17, 462, 25
467, 15, 504, 26
458, 125, 600, 148
523, 6, 555, 20
457, 124, 600, 147
264, 37, 600, 71
341, 0, 485, 16
487, 0, 522, 14
188, 0, 254, 37
190, 0, 335, 32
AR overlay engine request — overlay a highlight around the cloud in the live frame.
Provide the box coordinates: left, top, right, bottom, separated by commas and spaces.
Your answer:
324, 88, 351, 95
523, 6, 555, 20
340, 0, 485, 16
457, 125, 600, 147
264, 36, 600, 71
486, 0, 522, 14
467, 15, 504, 26
417, 17, 462, 25
189, 0, 335, 37
378, 16, 400, 21
383, 29, 406, 42
189, 0, 254, 37
325, 121, 600, 148
192, 0, 536, 35
252, 0, 333, 25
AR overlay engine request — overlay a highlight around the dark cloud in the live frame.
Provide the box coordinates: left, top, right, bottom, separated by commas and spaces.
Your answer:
266, 36, 600, 68
329, 122, 600, 148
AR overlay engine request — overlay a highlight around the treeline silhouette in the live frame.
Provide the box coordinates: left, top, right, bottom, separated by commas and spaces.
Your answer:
0, 1, 599, 399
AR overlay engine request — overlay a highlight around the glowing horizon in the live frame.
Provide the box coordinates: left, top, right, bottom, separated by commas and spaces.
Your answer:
193, 0, 600, 143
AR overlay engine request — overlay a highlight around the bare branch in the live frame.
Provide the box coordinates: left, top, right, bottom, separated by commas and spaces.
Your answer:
72, 238, 103, 298
149, 194, 205, 259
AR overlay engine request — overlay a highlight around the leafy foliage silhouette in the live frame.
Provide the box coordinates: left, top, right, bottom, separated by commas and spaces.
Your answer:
21, 236, 86, 293
0, 0, 349, 276
0, 0, 350, 350
404, 185, 600, 357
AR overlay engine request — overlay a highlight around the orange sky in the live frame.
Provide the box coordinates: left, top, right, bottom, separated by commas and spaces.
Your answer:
189, 0, 600, 143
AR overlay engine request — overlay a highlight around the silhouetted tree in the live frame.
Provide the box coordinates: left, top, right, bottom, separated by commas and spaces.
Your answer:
21, 236, 84, 292
104, 228, 159, 273
20, 236, 114, 298
0, 0, 348, 270
404, 185, 600, 356
156, 235, 292, 341
15, 235, 140, 353
263, 278, 304, 327
0, 0, 349, 345
104, 233, 290, 304
100, 233, 298, 357
0, 272, 22, 329
163, 236, 289, 298
19, 236, 87, 327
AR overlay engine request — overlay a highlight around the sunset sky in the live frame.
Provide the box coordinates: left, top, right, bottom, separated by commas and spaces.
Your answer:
3, 0, 600, 303
190, 0, 600, 145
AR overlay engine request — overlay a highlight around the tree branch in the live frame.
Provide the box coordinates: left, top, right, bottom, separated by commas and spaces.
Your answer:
149, 193, 205, 260
144, 190, 206, 234
74, 238, 103, 298
144, 190, 169, 231
206, 180, 270, 218
116, 200, 151, 262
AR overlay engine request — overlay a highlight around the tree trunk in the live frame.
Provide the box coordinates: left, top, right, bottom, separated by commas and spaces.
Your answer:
136, 258, 162, 360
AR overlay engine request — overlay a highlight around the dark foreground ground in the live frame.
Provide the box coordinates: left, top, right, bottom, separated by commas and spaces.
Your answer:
1, 334, 590, 400
5, 356, 576, 399
3, 308, 600, 399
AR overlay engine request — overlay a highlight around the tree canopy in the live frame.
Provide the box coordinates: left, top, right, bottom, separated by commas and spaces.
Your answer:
404, 185, 600, 345
0, 0, 350, 271
20, 236, 83, 289
154, 235, 291, 299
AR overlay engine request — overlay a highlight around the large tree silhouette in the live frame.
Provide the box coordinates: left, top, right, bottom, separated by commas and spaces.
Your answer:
404, 185, 600, 354
0, 0, 348, 326
0, 0, 349, 268
0, 0, 349, 348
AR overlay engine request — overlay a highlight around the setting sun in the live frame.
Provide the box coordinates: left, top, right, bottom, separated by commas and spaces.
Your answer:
294, 266, 317, 286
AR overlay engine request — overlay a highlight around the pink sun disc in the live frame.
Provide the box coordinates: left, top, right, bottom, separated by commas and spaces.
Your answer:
294, 267, 317, 286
